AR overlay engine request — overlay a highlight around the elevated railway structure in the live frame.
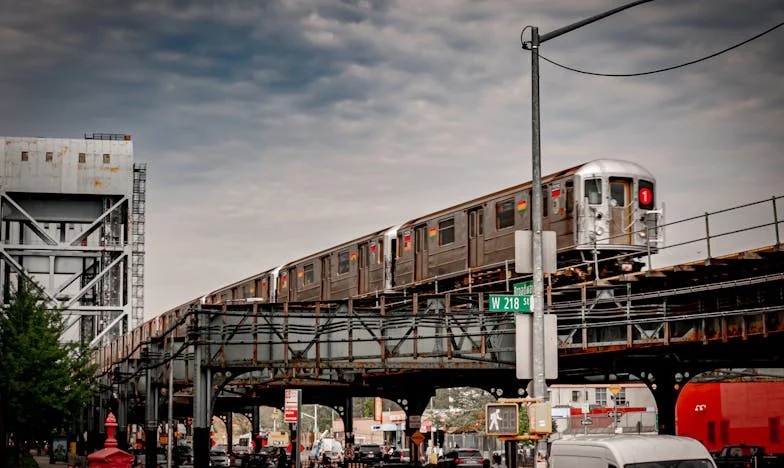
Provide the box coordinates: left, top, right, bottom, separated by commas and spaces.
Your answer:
92, 195, 783, 458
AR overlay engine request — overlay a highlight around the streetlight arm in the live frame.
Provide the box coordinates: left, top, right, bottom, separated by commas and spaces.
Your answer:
540, 0, 654, 43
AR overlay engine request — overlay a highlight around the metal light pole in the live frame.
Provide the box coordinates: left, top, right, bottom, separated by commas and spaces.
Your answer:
167, 331, 175, 468
524, 0, 654, 456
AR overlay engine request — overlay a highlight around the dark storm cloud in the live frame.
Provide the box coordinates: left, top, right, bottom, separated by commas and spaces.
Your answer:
1, 0, 782, 315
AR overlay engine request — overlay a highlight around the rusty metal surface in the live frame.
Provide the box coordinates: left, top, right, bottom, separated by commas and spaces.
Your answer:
91, 243, 784, 410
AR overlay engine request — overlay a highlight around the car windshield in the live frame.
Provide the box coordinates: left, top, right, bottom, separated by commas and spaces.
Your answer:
458, 450, 481, 458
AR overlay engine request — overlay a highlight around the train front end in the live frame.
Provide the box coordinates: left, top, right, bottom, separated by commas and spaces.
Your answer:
573, 159, 663, 272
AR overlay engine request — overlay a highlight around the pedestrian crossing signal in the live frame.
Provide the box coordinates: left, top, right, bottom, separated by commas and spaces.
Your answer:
485, 404, 519, 436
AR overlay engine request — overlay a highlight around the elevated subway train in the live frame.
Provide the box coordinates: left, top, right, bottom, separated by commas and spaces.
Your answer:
205, 159, 663, 305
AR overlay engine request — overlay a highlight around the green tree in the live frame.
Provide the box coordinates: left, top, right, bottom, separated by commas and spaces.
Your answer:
0, 280, 97, 467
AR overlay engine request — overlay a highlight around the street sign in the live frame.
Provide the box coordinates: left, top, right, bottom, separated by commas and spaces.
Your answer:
515, 314, 558, 379
284, 389, 300, 423
407, 415, 421, 429
489, 294, 532, 313
513, 281, 533, 296
580, 417, 593, 426
609, 384, 622, 396
485, 403, 519, 435
410, 431, 425, 445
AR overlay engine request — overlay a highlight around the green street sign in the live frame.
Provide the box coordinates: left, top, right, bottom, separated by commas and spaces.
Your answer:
488, 294, 532, 313
513, 281, 533, 296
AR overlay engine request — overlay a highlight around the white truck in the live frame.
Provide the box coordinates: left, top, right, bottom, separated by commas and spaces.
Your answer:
549, 434, 716, 468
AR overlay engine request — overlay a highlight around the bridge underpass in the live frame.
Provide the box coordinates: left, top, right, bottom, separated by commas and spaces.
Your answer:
94, 242, 784, 465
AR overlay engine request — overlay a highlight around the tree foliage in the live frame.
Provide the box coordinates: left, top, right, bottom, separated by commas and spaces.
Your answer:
0, 280, 97, 464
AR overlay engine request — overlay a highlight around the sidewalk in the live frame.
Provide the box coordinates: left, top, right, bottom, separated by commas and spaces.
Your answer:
33, 455, 60, 467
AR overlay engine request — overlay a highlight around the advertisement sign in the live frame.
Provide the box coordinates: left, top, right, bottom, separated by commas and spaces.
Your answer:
52, 437, 68, 462
285, 389, 300, 423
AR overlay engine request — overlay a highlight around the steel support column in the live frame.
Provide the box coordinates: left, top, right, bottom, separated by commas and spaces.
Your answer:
193, 317, 211, 468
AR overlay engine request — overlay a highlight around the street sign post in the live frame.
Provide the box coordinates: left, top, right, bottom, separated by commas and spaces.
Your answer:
485, 404, 519, 436
284, 389, 299, 423
489, 294, 532, 313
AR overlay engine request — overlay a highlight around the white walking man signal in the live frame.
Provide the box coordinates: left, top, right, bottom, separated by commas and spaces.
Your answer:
489, 408, 503, 431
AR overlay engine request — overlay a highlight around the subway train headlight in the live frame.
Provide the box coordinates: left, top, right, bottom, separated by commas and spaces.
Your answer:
638, 230, 647, 238
595, 226, 604, 236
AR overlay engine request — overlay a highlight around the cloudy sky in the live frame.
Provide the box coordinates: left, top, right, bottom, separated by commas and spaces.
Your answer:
1, 0, 782, 319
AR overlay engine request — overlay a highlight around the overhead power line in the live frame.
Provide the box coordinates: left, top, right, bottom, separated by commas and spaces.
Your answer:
533, 19, 784, 77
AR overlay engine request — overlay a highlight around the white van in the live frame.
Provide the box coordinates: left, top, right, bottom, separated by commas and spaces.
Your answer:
549, 435, 716, 468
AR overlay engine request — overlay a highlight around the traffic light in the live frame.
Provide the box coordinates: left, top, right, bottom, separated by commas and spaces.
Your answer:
485, 404, 519, 435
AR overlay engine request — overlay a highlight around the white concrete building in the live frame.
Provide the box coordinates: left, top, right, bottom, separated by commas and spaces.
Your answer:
0, 134, 146, 345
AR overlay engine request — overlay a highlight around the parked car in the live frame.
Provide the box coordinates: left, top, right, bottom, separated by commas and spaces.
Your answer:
210, 447, 232, 467
242, 452, 275, 468
390, 448, 411, 463
441, 449, 484, 467
356, 444, 384, 465
173, 445, 194, 466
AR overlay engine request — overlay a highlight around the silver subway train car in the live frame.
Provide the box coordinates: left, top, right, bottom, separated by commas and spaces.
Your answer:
204, 158, 662, 305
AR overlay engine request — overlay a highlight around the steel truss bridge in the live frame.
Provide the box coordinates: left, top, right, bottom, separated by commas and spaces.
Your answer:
91, 196, 784, 465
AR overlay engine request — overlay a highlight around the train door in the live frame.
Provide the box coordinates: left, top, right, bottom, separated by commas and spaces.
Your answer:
321, 256, 331, 300
358, 242, 370, 294
288, 267, 297, 301
467, 207, 484, 268
414, 224, 428, 281
609, 177, 633, 244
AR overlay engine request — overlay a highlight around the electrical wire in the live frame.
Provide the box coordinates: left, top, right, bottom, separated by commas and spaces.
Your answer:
532, 19, 784, 77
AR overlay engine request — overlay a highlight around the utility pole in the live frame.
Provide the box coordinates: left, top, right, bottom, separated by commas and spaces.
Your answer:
523, 0, 654, 459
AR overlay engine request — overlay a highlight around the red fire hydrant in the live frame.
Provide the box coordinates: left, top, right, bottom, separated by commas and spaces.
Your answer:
87, 412, 134, 468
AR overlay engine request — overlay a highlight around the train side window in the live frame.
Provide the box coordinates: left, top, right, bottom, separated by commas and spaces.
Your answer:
438, 218, 455, 246
338, 251, 350, 274
542, 186, 548, 217
478, 209, 484, 235
585, 178, 602, 204
377, 240, 383, 264
495, 199, 514, 230
565, 181, 574, 212
303, 264, 314, 285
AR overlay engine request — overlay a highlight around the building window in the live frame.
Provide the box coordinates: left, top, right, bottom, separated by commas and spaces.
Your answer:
571, 390, 580, 402
585, 179, 602, 205
78, 153, 86, 163
46, 152, 53, 162
615, 389, 627, 406
21, 151, 28, 161
495, 199, 514, 230
303, 264, 314, 285
438, 218, 455, 246
707, 421, 716, 444
338, 251, 350, 274
595, 388, 607, 407
103, 153, 111, 164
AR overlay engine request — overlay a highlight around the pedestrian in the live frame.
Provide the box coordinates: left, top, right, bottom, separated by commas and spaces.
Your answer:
278, 447, 288, 468
491, 454, 504, 468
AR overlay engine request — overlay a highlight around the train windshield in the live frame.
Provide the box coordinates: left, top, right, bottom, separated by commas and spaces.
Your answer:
585, 178, 602, 204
